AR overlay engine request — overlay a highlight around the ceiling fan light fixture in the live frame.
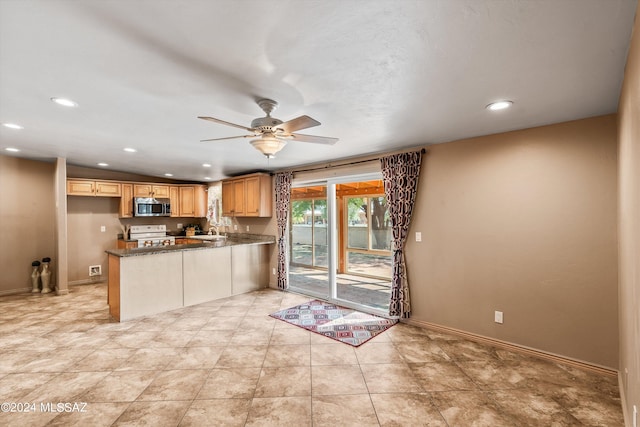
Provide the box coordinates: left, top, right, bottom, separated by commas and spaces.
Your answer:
250, 136, 287, 158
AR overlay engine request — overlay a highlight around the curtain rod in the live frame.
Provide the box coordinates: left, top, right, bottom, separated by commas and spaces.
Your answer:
286, 147, 427, 175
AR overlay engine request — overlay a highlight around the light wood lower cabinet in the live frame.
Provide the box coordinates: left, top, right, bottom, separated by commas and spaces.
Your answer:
107, 243, 271, 321
116, 239, 138, 249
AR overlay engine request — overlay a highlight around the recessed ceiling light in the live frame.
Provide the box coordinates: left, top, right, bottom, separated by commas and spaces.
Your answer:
97, 162, 109, 167
2, 123, 23, 130
51, 97, 78, 107
202, 163, 211, 168
123, 148, 137, 153
486, 100, 513, 111
164, 173, 173, 177
5, 147, 20, 152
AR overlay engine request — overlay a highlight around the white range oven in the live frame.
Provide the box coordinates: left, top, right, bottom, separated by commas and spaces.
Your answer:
129, 225, 175, 248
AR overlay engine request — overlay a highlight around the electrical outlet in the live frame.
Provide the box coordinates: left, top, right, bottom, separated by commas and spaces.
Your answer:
177, 223, 183, 229
415, 232, 422, 242
246, 225, 250, 232
272, 268, 276, 275
234, 224, 238, 231
494, 311, 503, 324
100, 225, 106, 232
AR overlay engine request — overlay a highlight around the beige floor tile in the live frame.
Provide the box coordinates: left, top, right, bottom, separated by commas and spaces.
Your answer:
312, 394, 379, 427
395, 340, 452, 363
431, 390, 518, 426
456, 359, 525, 390
197, 368, 261, 399
360, 363, 423, 393
489, 389, 583, 426
263, 344, 310, 367
311, 342, 358, 365
311, 365, 368, 395
47, 402, 130, 427
229, 327, 273, 345
22, 371, 111, 403
215, 345, 268, 368
437, 340, 501, 362
115, 347, 178, 371
0, 372, 58, 401
0, 407, 59, 427
18, 348, 94, 373
200, 315, 243, 330
355, 342, 404, 364
0, 284, 625, 426
371, 393, 447, 426
166, 346, 225, 369
146, 330, 197, 348
137, 369, 209, 401
245, 396, 312, 427
186, 329, 234, 347
269, 326, 311, 344
254, 366, 311, 397
71, 348, 136, 372
179, 398, 251, 427
113, 400, 191, 427
80, 370, 158, 402
410, 361, 478, 392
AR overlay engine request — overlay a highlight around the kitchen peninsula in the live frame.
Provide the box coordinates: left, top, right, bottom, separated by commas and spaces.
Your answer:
105, 234, 275, 321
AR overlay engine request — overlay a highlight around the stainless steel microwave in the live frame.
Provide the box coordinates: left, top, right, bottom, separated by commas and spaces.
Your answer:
133, 197, 171, 217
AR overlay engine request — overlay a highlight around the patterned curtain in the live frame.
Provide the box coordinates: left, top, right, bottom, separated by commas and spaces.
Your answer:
275, 172, 293, 290
380, 151, 423, 318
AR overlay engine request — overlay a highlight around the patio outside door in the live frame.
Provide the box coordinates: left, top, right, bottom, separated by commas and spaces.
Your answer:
289, 184, 330, 298
288, 174, 392, 314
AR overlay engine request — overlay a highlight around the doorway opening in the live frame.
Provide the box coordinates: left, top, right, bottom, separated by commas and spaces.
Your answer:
289, 177, 392, 312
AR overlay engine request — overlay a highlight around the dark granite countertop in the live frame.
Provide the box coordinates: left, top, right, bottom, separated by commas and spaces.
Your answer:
107, 234, 275, 258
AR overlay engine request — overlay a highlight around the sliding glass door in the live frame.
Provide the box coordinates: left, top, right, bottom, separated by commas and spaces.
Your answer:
289, 175, 392, 314
289, 185, 330, 298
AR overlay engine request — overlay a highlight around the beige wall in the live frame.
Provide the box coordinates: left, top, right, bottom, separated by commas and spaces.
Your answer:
407, 115, 619, 368
0, 156, 56, 294
618, 4, 640, 424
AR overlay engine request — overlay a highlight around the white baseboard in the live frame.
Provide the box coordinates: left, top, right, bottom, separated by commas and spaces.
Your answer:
405, 318, 618, 377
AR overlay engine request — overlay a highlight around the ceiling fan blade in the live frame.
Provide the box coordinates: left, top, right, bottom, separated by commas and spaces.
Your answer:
200, 134, 255, 142
198, 116, 255, 132
290, 133, 339, 145
276, 115, 320, 133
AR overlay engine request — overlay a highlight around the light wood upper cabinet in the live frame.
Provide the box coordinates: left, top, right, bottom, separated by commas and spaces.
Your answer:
119, 184, 133, 218
221, 173, 271, 217
133, 184, 170, 198
67, 179, 121, 197
174, 185, 206, 218
169, 186, 180, 217
69, 178, 206, 218
96, 181, 122, 197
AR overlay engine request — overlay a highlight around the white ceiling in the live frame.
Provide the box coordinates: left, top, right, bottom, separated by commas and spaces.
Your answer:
0, 0, 637, 182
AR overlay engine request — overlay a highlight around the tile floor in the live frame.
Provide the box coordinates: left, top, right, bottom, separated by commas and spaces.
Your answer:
0, 284, 623, 426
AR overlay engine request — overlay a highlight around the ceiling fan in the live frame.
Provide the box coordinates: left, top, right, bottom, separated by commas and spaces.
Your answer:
199, 98, 338, 158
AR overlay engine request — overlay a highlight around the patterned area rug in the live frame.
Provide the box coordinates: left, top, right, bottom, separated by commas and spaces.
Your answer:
270, 300, 397, 347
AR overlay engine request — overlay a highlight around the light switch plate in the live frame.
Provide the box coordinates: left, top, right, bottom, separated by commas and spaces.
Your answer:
494, 311, 504, 324
100, 225, 106, 232
415, 232, 422, 242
